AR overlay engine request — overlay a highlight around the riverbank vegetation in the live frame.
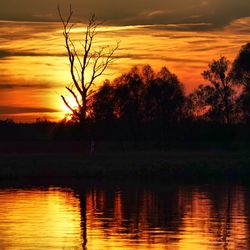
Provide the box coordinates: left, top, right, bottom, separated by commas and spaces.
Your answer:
0, 43, 250, 180
1, 43, 250, 146
0, 150, 250, 182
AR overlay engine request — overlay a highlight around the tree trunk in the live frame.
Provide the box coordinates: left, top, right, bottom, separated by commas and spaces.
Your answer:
223, 91, 231, 125
78, 92, 87, 134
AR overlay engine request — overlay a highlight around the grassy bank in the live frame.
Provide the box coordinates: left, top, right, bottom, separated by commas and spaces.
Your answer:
0, 150, 250, 181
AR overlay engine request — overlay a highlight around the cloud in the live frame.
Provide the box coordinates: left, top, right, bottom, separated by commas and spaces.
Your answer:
183, 15, 202, 20
0, 20, 59, 39
117, 53, 208, 64
0, 49, 64, 59
0, 82, 56, 89
224, 17, 250, 33
0, 106, 59, 114
201, 1, 209, 6
1, 0, 250, 31
140, 23, 213, 31
0, 50, 11, 59
144, 10, 168, 17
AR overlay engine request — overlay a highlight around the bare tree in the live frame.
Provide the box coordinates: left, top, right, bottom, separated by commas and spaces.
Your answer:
58, 6, 118, 126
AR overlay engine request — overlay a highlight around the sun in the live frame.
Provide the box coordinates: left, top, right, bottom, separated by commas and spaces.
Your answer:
60, 94, 80, 114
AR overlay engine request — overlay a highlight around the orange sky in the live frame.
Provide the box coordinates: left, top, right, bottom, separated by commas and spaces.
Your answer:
0, 17, 250, 122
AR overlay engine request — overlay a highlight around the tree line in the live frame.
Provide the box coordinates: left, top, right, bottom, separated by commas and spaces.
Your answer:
0, 43, 249, 148
89, 43, 250, 126
56, 10, 250, 131
60, 42, 245, 146
1, 8, 250, 149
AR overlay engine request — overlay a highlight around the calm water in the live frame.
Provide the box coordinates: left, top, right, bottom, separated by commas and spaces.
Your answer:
0, 182, 249, 250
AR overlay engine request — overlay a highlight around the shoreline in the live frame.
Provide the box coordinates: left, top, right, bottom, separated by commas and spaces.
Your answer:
0, 150, 250, 182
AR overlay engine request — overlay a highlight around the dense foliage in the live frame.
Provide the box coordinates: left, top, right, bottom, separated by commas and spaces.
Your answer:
0, 43, 250, 149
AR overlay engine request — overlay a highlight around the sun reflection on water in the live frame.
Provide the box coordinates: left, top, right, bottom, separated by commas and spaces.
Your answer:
0, 185, 249, 249
0, 188, 82, 249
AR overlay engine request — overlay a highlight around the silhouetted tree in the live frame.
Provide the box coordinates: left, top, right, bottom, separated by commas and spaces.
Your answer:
90, 65, 185, 140
188, 84, 224, 122
143, 67, 185, 123
91, 80, 115, 122
142, 67, 185, 141
141, 64, 155, 84
201, 56, 235, 124
231, 43, 250, 88
113, 66, 144, 121
58, 6, 118, 128
231, 43, 250, 121
113, 66, 145, 139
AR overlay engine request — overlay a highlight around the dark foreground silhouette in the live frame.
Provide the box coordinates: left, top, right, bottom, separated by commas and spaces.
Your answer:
0, 43, 250, 181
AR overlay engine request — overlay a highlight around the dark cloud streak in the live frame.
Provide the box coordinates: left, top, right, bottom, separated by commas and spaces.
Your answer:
1, 0, 250, 31
0, 49, 64, 59
0, 106, 59, 114
116, 53, 208, 64
0, 82, 56, 89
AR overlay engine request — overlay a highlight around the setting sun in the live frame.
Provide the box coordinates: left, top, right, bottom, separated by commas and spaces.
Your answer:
1, 11, 250, 121
1, 1, 250, 248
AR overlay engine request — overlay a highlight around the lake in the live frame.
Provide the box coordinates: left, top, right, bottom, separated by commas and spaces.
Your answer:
0, 180, 249, 249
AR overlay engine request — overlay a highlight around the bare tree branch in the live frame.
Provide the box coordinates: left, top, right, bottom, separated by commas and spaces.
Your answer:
61, 95, 79, 117
65, 87, 81, 109
58, 7, 119, 124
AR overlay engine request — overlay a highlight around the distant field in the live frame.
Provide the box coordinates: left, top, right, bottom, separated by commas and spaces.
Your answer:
0, 147, 250, 181
0, 141, 89, 154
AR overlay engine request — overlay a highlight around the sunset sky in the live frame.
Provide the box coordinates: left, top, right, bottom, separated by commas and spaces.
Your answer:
1, 0, 250, 122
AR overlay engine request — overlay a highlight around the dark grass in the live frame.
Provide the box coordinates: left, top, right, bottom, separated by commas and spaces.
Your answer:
0, 149, 250, 182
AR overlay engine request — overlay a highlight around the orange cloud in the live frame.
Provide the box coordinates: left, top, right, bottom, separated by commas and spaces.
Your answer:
1, 18, 250, 122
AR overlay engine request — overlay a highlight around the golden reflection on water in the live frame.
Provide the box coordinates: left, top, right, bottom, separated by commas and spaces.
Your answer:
0, 185, 249, 249
83, 185, 250, 250
0, 188, 82, 249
